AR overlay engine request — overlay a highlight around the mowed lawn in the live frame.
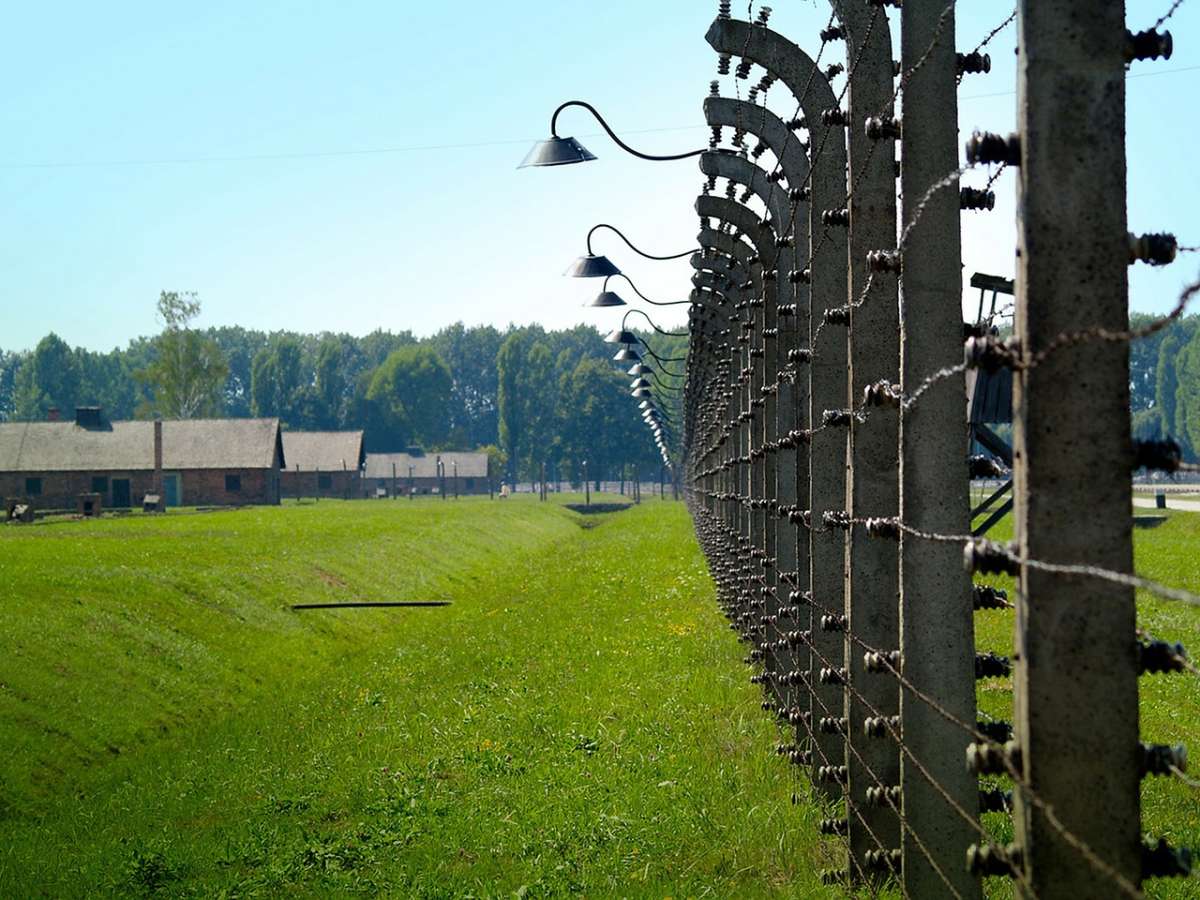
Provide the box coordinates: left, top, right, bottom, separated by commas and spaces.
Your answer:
0, 498, 839, 898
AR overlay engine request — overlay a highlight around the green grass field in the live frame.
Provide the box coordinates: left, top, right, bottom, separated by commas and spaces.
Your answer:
0, 497, 840, 898
972, 511, 1200, 899
0, 497, 1196, 897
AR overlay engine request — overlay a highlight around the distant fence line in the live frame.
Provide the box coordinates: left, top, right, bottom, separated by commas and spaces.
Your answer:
682, 2, 1194, 896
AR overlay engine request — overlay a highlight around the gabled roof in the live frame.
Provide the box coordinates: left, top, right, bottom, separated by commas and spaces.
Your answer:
364, 451, 489, 480
281, 431, 365, 472
0, 418, 284, 472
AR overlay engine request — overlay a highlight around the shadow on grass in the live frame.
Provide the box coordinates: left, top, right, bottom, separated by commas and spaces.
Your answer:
564, 503, 632, 515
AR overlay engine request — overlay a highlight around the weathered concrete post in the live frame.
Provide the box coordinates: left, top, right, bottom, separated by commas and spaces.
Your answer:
705, 14, 850, 804
1006, 2, 1140, 895
827, 0, 903, 879
694, 183, 765, 666
696, 194, 775, 696
897, 2, 980, 897
704, 93, 812, 747
700, 151, 791, 709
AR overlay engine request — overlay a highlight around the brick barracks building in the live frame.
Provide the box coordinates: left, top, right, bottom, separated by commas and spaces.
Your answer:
279, 430, 365, 499
0, 407, 285, 510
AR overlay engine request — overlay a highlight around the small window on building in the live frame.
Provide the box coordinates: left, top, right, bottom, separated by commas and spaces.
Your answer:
25, 477, 42, 496
225, 474, 242, 493
318, 473, 332, 489
92, 476, 109, 494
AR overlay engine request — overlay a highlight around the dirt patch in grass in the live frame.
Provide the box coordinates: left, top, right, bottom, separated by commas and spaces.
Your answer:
314, 568, 349, 588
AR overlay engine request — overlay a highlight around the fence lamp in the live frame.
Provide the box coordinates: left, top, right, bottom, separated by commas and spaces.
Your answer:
587, 273, 693, 309
519, 101, 704, 169
565, 223, 693, 279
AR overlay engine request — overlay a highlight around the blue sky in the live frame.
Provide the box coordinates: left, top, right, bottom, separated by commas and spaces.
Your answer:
1, 0, 1197, 353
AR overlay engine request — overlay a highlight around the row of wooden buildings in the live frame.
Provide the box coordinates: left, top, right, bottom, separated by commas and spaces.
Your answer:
0, 407, 489, 510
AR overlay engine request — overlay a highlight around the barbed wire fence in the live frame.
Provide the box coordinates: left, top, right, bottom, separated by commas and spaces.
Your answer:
682, 1, 1196, 896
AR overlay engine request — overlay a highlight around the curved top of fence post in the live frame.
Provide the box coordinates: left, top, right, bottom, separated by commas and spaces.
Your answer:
692, 269, 735, 293
704, 16, 846, 182
690, 254, 749, 299
695, 195, 775, 255
697, 151, 789, 242
702, 94, 810, 340
696, 227, 758, 272
690, 249, 739, 278
703, 96, 810, 191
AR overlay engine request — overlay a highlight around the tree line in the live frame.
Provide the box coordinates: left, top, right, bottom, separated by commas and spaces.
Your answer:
0, 293, 685, 482
1131, 311, 1200, 458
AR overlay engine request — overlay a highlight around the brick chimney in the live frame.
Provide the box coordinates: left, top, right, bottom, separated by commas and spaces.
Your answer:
75, 406, 103, 429
153, 418, 164, 496
47, 407, 60, 422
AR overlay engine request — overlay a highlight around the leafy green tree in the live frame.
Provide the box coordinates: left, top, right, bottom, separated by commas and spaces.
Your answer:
427, 322, 504, 448
13, 332, 83, 419
521, 341, 559, 477
1130, 312, 1168, 412
209, 326, 266, 417
363, 345, 452, 451
250, 334, 307, 423
135, 293, 228, 419
497, 331, 528, 480
314, 336, 348, 428
1175, 328, 1200, 458
477, 444, 507, 481
1131, 407, 1163, 443
0, 350, 19, 421
1157, 327, 1185, 447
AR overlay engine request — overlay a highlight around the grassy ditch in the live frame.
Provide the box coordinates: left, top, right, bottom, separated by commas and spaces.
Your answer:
0, 497, 837, 897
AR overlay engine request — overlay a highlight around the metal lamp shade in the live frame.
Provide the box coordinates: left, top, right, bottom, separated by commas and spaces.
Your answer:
605, 328, 637, 344
627, 363, 652, 376
518, 135, 597, 168
588, 290, 627, 307
638, 400, 654, 410
631, 387, 652, 398
630, 377, 651, 389
613, 347, 641, 362
565, 254, 621, 278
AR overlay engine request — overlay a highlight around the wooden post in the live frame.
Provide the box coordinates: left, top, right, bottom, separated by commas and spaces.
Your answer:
391, 462, 397, 499
1007, 2, 1140, 894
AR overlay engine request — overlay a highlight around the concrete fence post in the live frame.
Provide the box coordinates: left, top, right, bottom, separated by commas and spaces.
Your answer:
828, 0, 903, 881
705, 14, 850, 809
703, 93, 811, 753
896, 1, 981, 896
699, 150, 792, 713
1006, 2, 1140, 895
